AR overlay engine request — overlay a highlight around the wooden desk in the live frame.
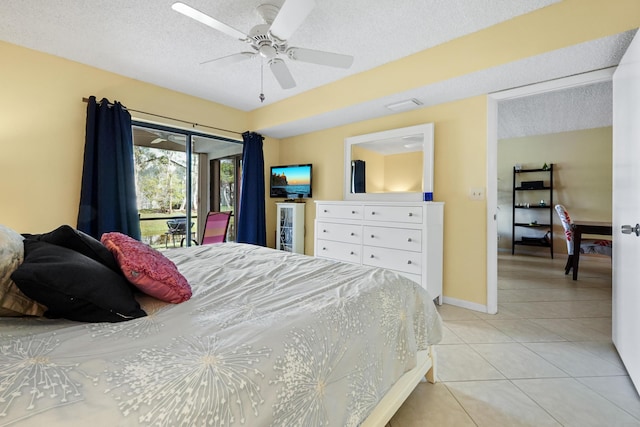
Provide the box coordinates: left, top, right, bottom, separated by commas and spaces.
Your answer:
571, 221, 612, 280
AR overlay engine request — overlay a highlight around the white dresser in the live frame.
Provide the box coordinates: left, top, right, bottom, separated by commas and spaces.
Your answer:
314, 201, 443, 304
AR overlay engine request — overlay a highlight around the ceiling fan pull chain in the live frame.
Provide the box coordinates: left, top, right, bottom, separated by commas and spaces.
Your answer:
259, 60, 266, 103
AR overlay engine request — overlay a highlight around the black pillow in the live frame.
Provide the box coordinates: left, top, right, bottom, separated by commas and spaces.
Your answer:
11, 240, 146, 323
26, 225, 120, 273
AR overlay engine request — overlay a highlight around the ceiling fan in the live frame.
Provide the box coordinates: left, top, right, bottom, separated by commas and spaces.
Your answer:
171, 0, 354, 96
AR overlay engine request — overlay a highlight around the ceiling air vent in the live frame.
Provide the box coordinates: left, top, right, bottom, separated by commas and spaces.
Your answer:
385, 98, 423, 112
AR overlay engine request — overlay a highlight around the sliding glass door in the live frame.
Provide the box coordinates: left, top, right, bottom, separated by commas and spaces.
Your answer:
132, 123, 242, 249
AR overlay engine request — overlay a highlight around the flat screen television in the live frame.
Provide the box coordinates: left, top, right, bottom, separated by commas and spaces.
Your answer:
270, 164, 312, 199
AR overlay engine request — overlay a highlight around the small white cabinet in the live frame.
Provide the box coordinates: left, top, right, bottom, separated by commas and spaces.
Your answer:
276, 203, 305, 254
315, 200, 443, 304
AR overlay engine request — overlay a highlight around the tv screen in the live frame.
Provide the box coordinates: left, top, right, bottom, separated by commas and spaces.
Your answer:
270, 164, 312, 198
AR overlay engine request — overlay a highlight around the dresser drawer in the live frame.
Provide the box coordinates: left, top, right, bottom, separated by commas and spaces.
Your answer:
316, 239, 361, 264
316, 221, 362, 244
363, 226, 421, 252
362, 246, 422, 275
316, 203, 364, 220
364, 205, 423, 224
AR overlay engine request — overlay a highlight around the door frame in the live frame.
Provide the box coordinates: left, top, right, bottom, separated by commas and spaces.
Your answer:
486, 67, 617, 313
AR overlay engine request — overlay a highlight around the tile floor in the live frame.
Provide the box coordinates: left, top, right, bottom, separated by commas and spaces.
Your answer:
389, 253, 640, 427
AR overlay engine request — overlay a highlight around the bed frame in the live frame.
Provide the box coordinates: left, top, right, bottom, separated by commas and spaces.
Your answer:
361, 347, 437, 426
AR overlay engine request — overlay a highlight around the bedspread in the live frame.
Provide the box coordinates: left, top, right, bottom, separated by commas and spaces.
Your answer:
0, 243, 442, 426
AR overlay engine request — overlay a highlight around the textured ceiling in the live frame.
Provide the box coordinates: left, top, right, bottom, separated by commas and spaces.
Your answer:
0, 0, 558, 111
498, 81, 613, 139
0, 0, 635, 140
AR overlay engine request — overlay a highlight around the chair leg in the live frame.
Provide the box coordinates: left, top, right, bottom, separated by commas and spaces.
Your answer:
564, 255, 573, 275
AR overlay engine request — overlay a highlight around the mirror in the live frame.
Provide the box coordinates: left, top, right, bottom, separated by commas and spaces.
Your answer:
344, 123, 434, 201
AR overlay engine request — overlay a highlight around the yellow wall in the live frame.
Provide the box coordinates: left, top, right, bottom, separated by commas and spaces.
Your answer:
278, 96, 488, 305
498, 127, 613, 255
0, 41, 253, 234
384, 151, 423, 193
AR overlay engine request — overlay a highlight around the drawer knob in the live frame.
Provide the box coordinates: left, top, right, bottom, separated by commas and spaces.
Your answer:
323, 229, 327, 233
370, 254, 375, 258
407, 238, 412, 242
371, 211, 376, 215
350, 251, 354, 255
408, 212, 413, 217
322, 247, 326, 250
351, 210, 356, 214
350, 232, 355, 236
323, 209, 328, 213
407, 260, 412, 265
370, 234, 375, 238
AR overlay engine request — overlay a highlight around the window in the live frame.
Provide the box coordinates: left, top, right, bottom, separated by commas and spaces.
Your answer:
211, 155, 242, 241
132, 123, 242, 249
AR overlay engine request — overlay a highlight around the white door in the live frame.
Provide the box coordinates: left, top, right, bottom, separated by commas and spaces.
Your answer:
612, 31, 640, 394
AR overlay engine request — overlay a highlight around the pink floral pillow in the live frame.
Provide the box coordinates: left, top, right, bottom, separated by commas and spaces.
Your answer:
101, 232, 191, 304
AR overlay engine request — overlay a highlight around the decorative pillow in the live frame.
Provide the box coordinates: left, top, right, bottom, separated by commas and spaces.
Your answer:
0, 224, 46, 316
101, 232, 191, 304
11, 239, 146, 322
28, 225, 120, 273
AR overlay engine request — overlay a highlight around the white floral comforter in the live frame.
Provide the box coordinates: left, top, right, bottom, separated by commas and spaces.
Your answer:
0, 243, 442, 427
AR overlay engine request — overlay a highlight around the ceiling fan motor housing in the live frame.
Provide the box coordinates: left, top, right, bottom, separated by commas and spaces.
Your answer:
248, 24, 287, 59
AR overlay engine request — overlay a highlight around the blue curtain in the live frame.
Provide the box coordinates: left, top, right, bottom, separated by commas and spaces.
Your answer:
77, 96, 141, 240
236, 131, 266, 246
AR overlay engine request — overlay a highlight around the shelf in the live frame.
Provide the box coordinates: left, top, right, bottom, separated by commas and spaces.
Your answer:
515, 187, 552, 191
512, 163, 553, 258
515, 168, 551, 173
514, 240, 551, 248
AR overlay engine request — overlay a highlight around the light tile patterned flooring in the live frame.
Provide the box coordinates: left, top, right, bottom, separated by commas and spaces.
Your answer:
389, 253, 640, 427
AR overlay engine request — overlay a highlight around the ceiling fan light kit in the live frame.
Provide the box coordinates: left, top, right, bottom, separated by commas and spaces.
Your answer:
171, 0, 354, 98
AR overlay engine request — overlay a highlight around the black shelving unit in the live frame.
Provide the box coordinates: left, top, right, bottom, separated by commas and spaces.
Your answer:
511, 164, 554, 258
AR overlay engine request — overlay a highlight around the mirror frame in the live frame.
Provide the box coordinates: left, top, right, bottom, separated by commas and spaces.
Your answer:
343, 122, 434, 201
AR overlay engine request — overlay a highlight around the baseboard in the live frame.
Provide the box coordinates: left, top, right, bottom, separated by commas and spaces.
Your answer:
442, 296, 488, 313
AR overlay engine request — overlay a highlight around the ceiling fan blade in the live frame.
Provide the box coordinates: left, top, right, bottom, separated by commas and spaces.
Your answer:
200, 52, 255, 66
269, 58, 296, 89
171, 2, 247, 41
287, 47, 354, 69
269, 0, 316, 41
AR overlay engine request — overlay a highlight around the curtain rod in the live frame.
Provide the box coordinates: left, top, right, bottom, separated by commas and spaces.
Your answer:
82, 97, 244, 136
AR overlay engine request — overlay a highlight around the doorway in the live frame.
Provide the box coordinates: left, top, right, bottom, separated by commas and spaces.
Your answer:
487, 68, 616, 313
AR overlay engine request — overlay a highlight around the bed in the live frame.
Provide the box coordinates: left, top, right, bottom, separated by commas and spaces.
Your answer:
0, 230, 442, 427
